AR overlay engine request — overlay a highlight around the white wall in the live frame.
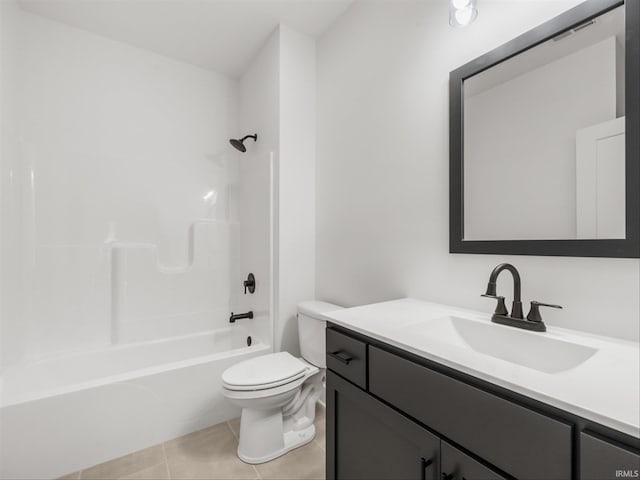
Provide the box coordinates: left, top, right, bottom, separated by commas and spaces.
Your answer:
278, 25, 316, 355
2, 9, 240, 365
316, 0, 640, 342
238, 28, 280, 347
238, 25, 316, 356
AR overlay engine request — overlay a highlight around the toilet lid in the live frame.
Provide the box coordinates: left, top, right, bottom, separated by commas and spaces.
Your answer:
222, 352, 308, 391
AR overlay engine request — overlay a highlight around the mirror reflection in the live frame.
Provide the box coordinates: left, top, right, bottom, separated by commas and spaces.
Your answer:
463, 6, 625, 241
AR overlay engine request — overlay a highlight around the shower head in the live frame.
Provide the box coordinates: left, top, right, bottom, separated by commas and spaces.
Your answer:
229, 134, 257, 152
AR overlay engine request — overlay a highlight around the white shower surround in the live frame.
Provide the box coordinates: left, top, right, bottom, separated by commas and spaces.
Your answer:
0, 7, 246, 366
0, 5, 277, 479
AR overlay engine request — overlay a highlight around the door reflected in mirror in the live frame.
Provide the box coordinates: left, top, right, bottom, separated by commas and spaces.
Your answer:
463, 5, 625, 241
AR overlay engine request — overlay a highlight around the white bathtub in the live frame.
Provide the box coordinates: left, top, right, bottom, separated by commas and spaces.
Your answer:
0, 327, 270, 479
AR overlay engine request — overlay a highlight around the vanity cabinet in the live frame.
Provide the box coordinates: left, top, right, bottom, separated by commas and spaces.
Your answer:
580, 432, 640, 480
326, 328, 367, 389
368, 346, 571, 480
441, 441, 506, 480
326, 325, 640, 480
327, 372, 440, 480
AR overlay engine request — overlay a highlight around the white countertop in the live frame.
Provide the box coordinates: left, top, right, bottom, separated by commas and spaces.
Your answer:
322, 298, 640, 439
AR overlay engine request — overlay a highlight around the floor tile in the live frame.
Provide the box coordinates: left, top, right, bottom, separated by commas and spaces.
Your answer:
76, 410, 326, 480
119, 462, 169, 480
227, 417, 241, 438
57, 472, 80, 480
314, 406, 326, 451
254, 441, 325, 480
165, 423, 256, 480
81, 445, 164, 480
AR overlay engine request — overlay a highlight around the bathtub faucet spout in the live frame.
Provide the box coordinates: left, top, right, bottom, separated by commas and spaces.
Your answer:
229, 311, 253, 323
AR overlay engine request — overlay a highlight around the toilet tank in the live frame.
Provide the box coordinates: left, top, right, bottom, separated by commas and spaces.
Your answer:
297, 300, 343, 368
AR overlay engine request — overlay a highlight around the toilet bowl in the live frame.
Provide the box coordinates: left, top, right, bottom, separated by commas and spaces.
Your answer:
222, 300, 341, 464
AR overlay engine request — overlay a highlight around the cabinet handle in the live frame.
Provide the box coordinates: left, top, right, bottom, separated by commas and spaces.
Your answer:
420, 457, 433, 480
328, 351, 353, 364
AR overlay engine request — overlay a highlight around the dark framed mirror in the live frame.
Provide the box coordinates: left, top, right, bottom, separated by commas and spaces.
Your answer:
450, 0, 639, 257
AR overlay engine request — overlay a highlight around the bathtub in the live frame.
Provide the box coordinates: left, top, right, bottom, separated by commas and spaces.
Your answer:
0, 326, 270, 479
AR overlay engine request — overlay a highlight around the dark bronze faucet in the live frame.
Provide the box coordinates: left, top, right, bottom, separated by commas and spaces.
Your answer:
482, 263, 562, 332
229, 311, 253, 323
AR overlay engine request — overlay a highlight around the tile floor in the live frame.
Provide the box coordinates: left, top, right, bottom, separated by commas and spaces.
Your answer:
59, 405, 326, 480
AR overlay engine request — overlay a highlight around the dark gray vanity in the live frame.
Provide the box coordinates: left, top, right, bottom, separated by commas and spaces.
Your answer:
326, 325, 640, 480
325, 0, 640, 476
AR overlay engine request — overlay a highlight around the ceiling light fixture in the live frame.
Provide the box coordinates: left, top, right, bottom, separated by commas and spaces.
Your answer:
450, 0, 478, 28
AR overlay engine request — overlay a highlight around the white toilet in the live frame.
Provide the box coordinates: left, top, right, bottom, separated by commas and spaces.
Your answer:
222, 300, 341, 464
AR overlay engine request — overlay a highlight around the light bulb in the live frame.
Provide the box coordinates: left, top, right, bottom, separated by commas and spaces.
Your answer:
449, 0, 478, 28
455, 6, 476, 26
451, 0, 471, 9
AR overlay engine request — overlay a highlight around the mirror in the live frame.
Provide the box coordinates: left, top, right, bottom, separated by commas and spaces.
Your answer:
465, 6, 624, 241
450, 0, 639, 257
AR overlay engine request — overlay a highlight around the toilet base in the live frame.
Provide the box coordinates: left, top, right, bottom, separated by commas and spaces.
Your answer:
237, 421, 316, 464
235, 371, 324, 464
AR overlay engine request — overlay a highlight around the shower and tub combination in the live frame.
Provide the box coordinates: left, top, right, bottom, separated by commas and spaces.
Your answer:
0, 125, 273, 479
0, 0, 329, 473
0, 9, 276, 472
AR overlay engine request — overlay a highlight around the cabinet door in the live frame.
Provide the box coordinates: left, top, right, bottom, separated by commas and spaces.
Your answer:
441, 441, 507, 480
327, 371, 439, 480
581, 432, 640, 480
369, 346, 572, 480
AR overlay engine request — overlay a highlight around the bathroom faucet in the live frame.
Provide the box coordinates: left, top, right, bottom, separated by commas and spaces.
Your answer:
481, 263, 561, 332
483, 263, 524, 319
229, 311, 253, 323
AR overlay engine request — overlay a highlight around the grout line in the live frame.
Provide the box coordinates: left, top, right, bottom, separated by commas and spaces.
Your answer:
314, 409, 326, 451
227, 420, 261, 479
161, 443, 171, 480
253, 464, 262, 480
226, 420, 239, 441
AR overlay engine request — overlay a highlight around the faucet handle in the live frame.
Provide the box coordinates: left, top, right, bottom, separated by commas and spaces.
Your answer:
243, 273, 256, 295
527, 301, 562, 323
481, 294, 508, 316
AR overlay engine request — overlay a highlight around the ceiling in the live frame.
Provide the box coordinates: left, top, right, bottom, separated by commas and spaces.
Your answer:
18, 0, 354, 77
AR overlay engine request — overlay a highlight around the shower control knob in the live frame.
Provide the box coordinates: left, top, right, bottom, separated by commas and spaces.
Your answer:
244, 273, 256, 294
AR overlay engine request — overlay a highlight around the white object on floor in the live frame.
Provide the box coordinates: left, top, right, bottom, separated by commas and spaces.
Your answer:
222, 300, 342, 463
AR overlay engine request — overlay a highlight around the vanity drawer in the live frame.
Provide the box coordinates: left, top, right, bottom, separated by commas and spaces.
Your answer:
326, 328, 367, 389
441, 441, 507, 480
369, 346, 572, 480
580, 432, 640, 480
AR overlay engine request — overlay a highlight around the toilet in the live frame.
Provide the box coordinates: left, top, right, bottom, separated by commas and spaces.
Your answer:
222, 300, 342, 464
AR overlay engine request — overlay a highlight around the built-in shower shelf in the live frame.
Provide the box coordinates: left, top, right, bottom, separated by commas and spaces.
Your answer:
110, 220, 233, 344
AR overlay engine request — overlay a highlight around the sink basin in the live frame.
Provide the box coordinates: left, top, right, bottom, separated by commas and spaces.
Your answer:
407, 315, 598, 373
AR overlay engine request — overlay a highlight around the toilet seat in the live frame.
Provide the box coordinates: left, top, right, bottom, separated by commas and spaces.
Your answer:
222, 352, 311, 392
223, 376, 308, 401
